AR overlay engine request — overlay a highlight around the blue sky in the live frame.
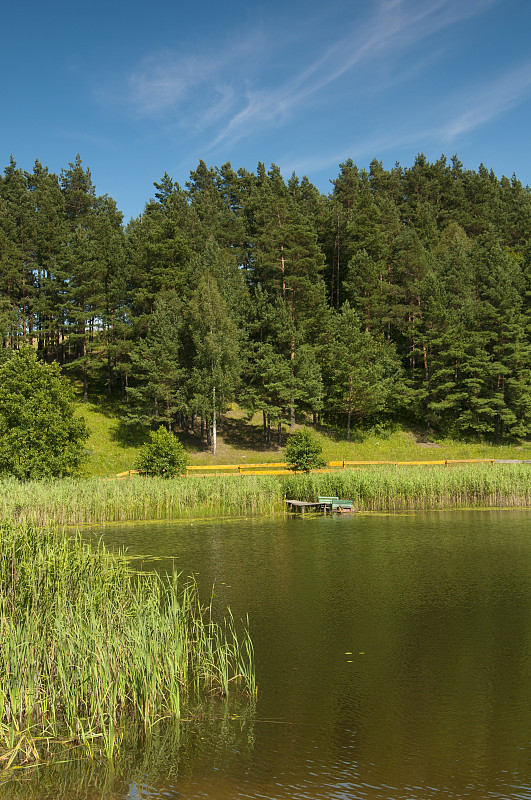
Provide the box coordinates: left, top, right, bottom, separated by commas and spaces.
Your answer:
3, 0, 531, 222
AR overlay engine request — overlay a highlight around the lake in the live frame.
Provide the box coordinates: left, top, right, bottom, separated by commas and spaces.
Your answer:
10, 509, 531, 799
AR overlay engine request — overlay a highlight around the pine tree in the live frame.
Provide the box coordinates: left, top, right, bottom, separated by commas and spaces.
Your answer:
0, 158, 35, 346
188, 272, 241, 453
126, 292, 187, 431
25, 161, 67, 360
322, 304, 404, 440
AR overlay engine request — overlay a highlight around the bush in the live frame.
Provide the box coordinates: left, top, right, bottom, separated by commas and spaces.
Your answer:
285, 429, 326, 473
135, 426, 188, 477
0, 348, 89, 479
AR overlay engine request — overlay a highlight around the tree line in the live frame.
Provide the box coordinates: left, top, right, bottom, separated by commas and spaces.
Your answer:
2, 152, 531, 448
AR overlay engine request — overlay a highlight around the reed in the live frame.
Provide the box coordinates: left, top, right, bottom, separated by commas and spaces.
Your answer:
0, 475, 286, 526
0, 694, 257, 797
0, 465, 529, 529
0, 519, 256, 773
282, 464, 531, 510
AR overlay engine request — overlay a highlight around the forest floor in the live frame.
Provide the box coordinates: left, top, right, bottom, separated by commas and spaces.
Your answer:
77, 402, 531, 477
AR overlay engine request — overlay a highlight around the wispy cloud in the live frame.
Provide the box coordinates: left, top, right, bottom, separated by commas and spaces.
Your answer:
440, 61, 531, 141
128, 50, 235, 125
122, 0, 504, 159
126, 32, 263, 134
284, 54, 531, 181
207, 0, 497, 150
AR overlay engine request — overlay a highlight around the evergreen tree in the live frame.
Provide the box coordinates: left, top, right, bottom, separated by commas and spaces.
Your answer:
323, 304, 404, 440
188, 272, 241, 453
0, 158, 35, 346
126, 292, 187, 431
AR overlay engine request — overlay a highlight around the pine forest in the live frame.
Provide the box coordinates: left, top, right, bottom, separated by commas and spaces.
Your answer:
2, 152, 531, 446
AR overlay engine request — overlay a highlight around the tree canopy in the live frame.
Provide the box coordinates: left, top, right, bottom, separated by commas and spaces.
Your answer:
2, 152, 531, 444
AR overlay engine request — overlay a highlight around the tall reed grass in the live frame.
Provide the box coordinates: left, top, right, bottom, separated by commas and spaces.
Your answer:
0, 520, 256, 773
282, 464, 531, 510
0, 475, 285, 526
0, 465, 529, 529
0, 696, 256, 797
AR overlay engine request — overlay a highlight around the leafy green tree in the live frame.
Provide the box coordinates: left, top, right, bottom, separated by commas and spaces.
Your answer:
134, 426, 188, 477
246, 164, 327, 426
0, 349, 88, 479
0, 157, 36, 347
285, 429, 325, 473
127, 174, 192, 319
60, 155, 126, 399
239, 290, 295, 445
25, 160, 67, 360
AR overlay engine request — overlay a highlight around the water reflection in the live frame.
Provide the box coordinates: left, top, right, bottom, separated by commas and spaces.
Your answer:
1, 697, 256, 800
4, 510, 531, 799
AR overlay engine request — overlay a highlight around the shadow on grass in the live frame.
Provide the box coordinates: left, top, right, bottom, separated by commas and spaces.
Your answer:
220, 416, 282, 452
111, 414, 327, 457
409, 426, 440, 446
315, 424, 365, 444
177, 429, 213, 454
111, 420, 150, 448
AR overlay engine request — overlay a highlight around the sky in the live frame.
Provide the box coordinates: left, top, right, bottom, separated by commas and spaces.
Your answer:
3, 0, 531, 223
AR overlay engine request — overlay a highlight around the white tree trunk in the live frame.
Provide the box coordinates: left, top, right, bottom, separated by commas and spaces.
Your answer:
212, 385, 217, 455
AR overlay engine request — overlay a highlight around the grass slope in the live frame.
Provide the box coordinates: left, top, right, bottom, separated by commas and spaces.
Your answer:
77, 402, 531, 478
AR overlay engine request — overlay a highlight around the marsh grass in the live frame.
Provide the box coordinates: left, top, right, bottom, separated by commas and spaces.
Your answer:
0, 520, 256, 774
0, 465, 529, 529
282, 464, 531, 510
0, 475, 285, 526
0, 695, 257, 797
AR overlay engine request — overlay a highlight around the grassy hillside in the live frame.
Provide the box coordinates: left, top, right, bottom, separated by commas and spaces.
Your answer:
77, 402, 531, 477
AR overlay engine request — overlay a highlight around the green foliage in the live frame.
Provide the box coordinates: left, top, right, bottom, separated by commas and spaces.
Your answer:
135, 426, 188, 477
2, 463, 531, 529
282, 464, 531, 510
285, 429, 326, 472
3, 153, 531, 443
126, 291, 187, 430
0, 349, 88, 479
322, 302, 405, 439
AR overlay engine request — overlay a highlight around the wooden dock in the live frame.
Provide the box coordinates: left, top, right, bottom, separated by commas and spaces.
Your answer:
285, 500, 329, 515
285, 499, 357, 515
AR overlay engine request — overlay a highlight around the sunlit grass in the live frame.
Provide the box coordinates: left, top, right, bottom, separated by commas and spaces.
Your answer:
282, 464, 531, 510
76, 403, 144, 476
77, 401, 531, 477
0, 475, 286, 526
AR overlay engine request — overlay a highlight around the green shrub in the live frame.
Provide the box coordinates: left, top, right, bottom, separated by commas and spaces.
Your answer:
0, 348, 89, 479
134, 426, 188, 477
285, 429, 326, 473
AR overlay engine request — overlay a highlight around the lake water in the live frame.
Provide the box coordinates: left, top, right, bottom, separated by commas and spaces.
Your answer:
9, 510, 531, 799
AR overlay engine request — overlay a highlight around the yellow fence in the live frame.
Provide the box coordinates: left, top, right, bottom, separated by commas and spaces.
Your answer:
115, 458, 530, 479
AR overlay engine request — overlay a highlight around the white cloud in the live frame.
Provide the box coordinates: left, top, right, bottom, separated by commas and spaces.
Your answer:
129, 50, 232, 116
121, 0, 503, 158
207, 0, 498, 150
284, 55, 531, 181
440, 62, 531, 141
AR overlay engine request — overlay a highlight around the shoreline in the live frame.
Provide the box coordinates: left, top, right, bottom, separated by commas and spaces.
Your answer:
1, 464, 531, 527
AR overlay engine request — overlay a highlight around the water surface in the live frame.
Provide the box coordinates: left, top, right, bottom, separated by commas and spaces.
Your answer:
14, 510, 531, 799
